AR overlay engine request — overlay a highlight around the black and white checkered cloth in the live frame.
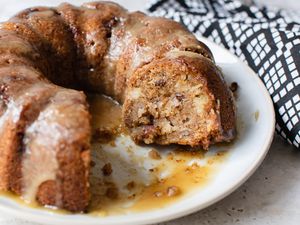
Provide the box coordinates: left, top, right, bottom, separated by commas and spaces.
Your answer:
147, 0, 300, 148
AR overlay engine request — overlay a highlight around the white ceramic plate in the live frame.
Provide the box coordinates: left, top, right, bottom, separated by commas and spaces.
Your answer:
0, 38, 275, 225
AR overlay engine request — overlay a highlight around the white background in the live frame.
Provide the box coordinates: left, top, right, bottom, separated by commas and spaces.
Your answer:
0, 0, 299, 225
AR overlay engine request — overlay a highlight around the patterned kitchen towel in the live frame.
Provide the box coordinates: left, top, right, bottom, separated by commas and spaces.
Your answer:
147, 0, 300, 148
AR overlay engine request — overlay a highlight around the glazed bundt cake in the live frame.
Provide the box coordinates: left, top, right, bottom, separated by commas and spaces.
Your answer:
0, 1, 236, 212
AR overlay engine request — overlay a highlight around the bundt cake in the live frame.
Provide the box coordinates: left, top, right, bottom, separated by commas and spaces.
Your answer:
0, 1, 236, 212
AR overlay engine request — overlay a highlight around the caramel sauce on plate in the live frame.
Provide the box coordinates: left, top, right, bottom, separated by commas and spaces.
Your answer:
0, 94, 229, 216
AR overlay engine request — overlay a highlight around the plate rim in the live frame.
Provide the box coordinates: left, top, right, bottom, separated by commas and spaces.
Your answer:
0, 38, 276, 225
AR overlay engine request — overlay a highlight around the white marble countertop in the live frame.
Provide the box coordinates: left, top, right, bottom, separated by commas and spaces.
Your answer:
0, 0, 299, 225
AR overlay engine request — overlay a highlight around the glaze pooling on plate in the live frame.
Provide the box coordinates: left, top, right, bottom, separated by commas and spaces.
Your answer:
1, 94, 230, 215
82, 94, 231, 215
